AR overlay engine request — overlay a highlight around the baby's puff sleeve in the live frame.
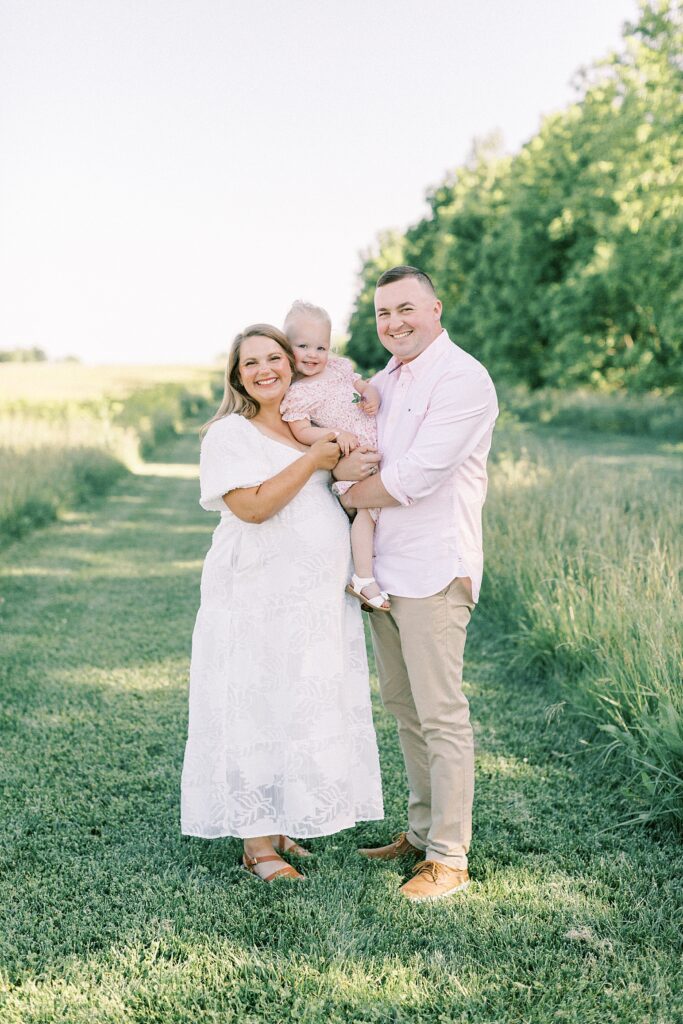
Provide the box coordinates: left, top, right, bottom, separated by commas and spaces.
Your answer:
199, 415, 267, 512
329, 354, 363, 384
280, 384, 314, 424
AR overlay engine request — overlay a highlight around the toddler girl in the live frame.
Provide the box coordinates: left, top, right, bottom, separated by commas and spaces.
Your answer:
280, 300, 389, 612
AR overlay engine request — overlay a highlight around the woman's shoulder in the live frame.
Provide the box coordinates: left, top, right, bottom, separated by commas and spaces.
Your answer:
203, 413, 253, 447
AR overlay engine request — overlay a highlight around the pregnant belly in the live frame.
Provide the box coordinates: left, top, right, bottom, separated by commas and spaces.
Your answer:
208, 479, 351, 586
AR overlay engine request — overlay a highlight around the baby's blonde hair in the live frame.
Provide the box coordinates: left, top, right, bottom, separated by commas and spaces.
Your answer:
283, 300, 332, 341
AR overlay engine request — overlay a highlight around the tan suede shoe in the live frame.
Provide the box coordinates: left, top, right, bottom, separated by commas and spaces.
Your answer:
357, 832, 422, 860
399, 860, 470, 902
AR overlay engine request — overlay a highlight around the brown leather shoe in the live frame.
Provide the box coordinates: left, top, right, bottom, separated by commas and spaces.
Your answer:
399, 860, 470, 902
357, 831, 422, 860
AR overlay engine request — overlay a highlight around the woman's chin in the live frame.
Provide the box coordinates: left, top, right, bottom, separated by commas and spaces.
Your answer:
249, 384, 287, 404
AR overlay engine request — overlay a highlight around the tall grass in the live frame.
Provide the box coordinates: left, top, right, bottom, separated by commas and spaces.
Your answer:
0, 375, 219, 541
481, 422, 683, 825
499, 385, 683, 441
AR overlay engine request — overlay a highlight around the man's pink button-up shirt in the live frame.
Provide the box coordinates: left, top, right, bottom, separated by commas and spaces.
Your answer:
373, 330, 498, 602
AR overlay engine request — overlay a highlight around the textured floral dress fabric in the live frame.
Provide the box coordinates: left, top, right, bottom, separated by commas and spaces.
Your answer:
180, 413, 384, 839
280, 355, 378, 497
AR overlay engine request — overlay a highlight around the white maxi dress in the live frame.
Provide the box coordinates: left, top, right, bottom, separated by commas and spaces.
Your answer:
180, 413, 384, 839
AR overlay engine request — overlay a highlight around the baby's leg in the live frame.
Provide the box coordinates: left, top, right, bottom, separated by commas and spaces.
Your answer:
351, 509, 389, 610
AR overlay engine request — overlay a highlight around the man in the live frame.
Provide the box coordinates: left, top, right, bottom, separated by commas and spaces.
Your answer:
339, 266, 498, 902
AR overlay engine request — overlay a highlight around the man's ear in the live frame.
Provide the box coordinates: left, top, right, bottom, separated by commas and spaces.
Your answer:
434, 299, 443, 320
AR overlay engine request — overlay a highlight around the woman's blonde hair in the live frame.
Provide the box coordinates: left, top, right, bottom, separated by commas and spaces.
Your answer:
200, 324, 297, 437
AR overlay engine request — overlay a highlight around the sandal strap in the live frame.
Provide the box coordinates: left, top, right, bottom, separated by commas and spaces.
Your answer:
242, 853, 302, 882
264, 864, 301, 881
277, 834, 307, 855
243, 853, 284, 867
351, 574, 376, 589
350, 575, 389, 604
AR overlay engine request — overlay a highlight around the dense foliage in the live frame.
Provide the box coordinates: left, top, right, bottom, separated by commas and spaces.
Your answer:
347, 2, 682, 391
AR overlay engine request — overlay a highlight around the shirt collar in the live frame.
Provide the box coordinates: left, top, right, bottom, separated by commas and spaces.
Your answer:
387, 330, 450, 378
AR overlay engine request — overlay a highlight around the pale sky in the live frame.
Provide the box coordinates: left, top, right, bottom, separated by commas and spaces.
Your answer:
0, 0, 638, 364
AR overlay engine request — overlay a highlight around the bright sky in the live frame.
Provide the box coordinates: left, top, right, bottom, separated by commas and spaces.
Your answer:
1, 0, 638, 365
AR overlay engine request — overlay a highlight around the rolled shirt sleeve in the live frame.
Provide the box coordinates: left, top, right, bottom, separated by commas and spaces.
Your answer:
381, 370, 498, 506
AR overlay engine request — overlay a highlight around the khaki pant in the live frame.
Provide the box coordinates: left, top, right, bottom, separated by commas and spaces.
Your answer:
369, 576, 475, 870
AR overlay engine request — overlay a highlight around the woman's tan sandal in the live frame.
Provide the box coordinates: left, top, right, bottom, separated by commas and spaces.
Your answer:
242, 852, 305, 882
275, 835, 311, 858
346, 574, 391, 612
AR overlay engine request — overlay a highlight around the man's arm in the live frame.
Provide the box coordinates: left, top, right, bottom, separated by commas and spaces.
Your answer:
347, 371, 497, 510
340, 472, 400, 511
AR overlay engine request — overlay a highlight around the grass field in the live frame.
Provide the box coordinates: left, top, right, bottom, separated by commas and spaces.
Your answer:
1, 423, 681, 1023
0, 363, 220, 404
0, 363, 219, 541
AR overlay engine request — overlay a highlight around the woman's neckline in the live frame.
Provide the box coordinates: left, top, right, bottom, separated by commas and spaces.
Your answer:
243, 416, 307, 453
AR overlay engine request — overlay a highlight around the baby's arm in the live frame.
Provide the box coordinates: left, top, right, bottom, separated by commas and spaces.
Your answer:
354, 379, 381, 416
288, 419, 337, 446
289, 419, 359, 457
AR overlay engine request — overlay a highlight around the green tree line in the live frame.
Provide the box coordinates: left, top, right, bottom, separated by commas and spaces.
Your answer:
0, 347, 47, 362
347, 1, 682, 392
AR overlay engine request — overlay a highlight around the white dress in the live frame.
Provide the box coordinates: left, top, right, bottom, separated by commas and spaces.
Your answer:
180, 413, 384, 839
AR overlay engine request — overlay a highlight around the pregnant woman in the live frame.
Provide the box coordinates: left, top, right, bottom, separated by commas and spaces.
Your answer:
180, 324, 384, 882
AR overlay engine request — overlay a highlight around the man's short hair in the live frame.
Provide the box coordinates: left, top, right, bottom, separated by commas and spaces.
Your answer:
376, 266, 436, 295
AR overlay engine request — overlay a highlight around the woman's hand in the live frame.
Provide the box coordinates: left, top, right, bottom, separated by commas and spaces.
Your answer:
335, 430, 359, 456
308, 433, 341, 471
333, 444, 381, 481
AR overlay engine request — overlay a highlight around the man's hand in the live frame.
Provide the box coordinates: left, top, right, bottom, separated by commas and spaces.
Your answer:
361, 384, 381, 416
333, 444, 381, 481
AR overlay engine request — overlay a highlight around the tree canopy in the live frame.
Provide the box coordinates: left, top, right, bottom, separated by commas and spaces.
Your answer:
347, 1, 682, 391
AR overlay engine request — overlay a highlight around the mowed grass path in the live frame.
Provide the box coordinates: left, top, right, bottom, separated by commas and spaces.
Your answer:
1, 431, 681, 1024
